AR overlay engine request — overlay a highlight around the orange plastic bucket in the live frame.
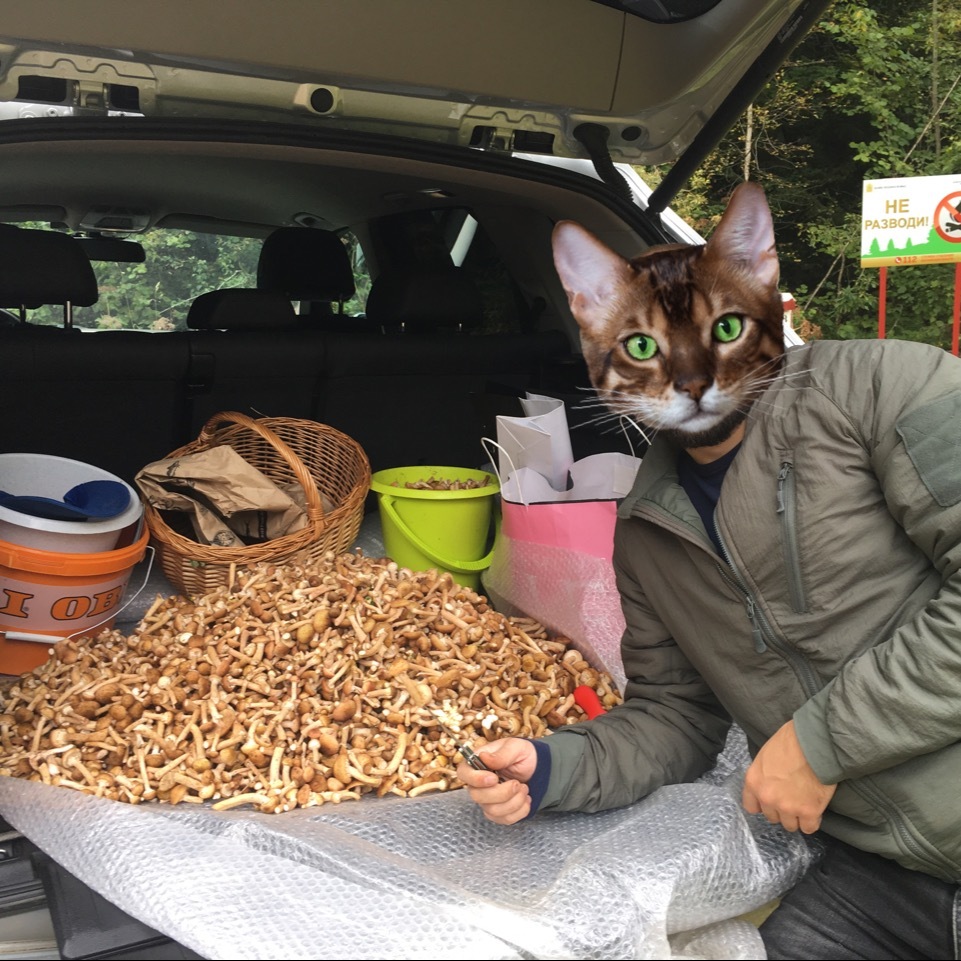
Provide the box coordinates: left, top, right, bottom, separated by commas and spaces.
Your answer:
0, 527, 150, 675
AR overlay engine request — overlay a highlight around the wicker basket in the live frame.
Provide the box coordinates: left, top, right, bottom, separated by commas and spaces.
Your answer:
142, 412, 370, 597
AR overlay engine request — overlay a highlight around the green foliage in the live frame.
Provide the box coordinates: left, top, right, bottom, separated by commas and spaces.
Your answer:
638, 0, 961, 349
341, 234, 372, 316
30, 230, 261, 330
105, 231, 260, 330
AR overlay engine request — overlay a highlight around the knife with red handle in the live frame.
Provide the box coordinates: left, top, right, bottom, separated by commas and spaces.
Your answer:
574, 685, 607, 719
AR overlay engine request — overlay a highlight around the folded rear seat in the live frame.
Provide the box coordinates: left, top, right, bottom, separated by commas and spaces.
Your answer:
0, 225, 192, 483
320, 266, 569, 472
10, 332, 194, 484
184, 287, 328, 434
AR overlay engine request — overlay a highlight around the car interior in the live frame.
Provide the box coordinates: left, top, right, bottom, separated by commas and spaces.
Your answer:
0, 0, 830, 492
0, 127, 667, 487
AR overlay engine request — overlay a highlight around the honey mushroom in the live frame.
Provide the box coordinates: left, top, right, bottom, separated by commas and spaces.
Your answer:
0, 551, 622, 813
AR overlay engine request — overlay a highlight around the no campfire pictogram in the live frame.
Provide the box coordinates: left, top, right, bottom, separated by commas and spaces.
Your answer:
935, 191, 961, 242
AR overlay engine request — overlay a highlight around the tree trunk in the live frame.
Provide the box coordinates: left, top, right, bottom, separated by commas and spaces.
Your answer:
743, 103, 753, 181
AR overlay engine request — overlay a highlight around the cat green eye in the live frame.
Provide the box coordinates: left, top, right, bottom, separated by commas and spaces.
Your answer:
713, 314, 744, 343
624, 333, 658, 361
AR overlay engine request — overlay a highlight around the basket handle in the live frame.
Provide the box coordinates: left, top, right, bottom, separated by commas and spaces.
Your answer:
198, 411, 326, 524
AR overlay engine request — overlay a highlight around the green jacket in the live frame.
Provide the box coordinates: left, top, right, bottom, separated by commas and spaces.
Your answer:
539, 338, 961, 882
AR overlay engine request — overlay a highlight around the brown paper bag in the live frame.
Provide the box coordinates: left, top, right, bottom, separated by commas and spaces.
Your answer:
135, 445, 313, 547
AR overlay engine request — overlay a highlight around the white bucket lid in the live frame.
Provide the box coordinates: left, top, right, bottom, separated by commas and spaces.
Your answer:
0, 453, 142, 544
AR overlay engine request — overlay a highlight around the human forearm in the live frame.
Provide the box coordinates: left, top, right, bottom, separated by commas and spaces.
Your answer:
537, 689, 731, 813
529, 545, 732, 813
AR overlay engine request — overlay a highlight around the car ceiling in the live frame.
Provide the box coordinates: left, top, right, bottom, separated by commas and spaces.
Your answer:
0, 123, 646, 245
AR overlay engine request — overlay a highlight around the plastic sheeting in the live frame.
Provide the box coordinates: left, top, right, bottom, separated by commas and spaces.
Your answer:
0, 728, 816, 960
484, 535, 628, 692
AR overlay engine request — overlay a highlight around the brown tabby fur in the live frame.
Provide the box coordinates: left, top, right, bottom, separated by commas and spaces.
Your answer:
552, 182, 787, 448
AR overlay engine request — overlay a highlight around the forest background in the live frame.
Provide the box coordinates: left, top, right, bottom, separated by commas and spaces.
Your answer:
640, 0, 961, 346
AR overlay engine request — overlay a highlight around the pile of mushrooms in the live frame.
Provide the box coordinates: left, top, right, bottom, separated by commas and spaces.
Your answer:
0, 551, 621, 813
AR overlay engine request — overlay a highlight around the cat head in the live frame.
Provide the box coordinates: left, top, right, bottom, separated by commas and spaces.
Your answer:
552, 181, 786, 448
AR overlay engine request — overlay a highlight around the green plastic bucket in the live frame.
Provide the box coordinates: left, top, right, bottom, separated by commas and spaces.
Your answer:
370, 466, 499, 590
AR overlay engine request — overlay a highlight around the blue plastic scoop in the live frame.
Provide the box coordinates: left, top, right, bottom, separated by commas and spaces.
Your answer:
0, 480, 130, 521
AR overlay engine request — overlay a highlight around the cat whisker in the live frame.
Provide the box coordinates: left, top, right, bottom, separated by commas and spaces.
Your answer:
572, 402, 660, 444
620, 416, 653, 448
570, 391, 615, 407
776, 368, 816, 382
571, 393, 628, 413
575, 395, 659, 424
601, 414, 653, 449
751, 353, 791, 378
743, 365, 815, 393
573, 396, 617, 411
745, 397, 795, 415
568, 399, 629, 422
742, 374, 816, 399
575, 409, 647, 435
744, 381, 820, 410
570, 414, 622, 434
594, 419, 649, 441
757, 355, 813, 377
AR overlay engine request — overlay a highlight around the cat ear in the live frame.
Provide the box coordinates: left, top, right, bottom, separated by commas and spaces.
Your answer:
552, 221, 634, 333
706, 182, 780, 289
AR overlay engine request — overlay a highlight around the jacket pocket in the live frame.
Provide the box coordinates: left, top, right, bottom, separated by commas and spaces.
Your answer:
776, 459, 808, 613
828, 758, 961, 883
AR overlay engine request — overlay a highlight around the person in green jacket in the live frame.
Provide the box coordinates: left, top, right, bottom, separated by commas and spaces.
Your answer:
458, 183, 961, 959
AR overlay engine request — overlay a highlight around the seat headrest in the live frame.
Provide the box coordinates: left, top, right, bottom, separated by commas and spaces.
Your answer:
257, 227, 356, 304
364, 268, 484, 333
0, 224, 98, 308
186, 288, 304, 331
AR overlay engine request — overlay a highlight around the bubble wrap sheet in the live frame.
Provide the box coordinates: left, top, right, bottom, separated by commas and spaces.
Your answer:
484, 537, 628, 692
0, 729, 814, 960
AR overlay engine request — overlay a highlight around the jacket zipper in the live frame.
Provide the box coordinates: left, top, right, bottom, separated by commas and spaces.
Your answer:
714, 559, 767, 653
776, 461, 807, 613
713, 519, 822, 694
634, 496, 816, 679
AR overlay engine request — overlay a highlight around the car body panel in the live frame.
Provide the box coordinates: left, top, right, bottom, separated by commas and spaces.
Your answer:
0, 0, 827, 175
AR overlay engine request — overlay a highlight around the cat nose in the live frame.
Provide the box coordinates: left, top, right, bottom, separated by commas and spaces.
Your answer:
675, 375, 711, 402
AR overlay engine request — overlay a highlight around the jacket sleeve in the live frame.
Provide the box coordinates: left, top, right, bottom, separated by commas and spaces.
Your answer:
538, 522, 732, 812
794, 340, 961, 784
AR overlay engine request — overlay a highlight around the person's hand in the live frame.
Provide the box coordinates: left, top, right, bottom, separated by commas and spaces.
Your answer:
742, 719, 837, 834
456, 737, 538, 825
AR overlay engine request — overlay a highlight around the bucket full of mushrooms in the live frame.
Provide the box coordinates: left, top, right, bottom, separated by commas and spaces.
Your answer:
0, 551, 622, 813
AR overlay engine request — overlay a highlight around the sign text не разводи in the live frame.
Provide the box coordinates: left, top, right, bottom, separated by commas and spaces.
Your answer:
862, 174, 961, 268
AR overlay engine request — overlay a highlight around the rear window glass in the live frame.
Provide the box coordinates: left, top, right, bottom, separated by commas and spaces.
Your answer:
373, 207, 527, 334
13, 227, 372, 330
341, 233, 371, 316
